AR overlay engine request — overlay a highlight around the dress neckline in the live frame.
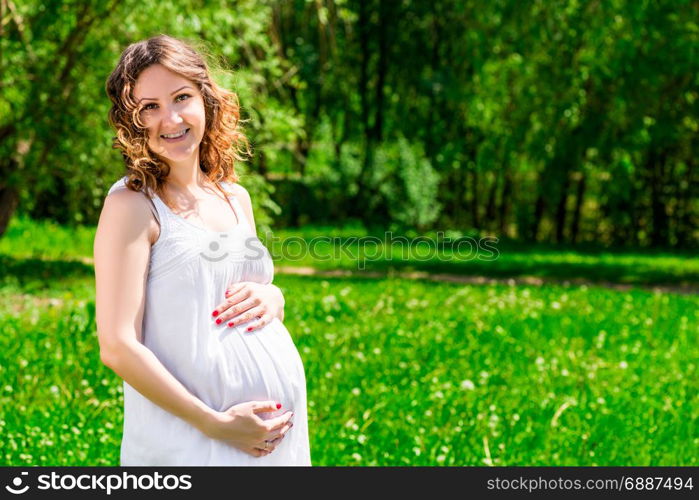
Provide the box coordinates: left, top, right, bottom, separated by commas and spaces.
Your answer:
153, 183, 244, 234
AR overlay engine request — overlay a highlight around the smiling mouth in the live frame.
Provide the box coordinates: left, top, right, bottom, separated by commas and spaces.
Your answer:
160, 128, 190, 139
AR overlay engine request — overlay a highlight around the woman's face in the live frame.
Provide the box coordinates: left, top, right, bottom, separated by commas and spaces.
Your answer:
133, 64, 206, 165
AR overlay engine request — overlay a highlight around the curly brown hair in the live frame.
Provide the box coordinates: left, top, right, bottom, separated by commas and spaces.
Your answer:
105, 34, 252, 201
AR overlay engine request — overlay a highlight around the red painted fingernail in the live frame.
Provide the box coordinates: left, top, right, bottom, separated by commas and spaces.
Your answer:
212, 310, 219, 317
247, 327, 252, 331
228, 321, 235, 327
276, 403, 282, 409
216, 318, 222, 324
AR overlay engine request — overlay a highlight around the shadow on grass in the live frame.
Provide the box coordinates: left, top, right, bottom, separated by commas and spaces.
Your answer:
2, 246, 695, 294
279, 239, 698, 287
0, 255, 94, 290
352, 259, 698, 287
267, 234, 698, 288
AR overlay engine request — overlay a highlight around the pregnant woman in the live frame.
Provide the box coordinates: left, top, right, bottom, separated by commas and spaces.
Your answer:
94, 35, 311, 465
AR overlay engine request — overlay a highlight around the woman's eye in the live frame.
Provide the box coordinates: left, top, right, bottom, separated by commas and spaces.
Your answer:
140, 94, 190, 113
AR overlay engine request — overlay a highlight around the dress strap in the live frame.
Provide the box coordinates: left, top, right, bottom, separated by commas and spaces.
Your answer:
220, 182, 254, 233
230, 197, 252, 231
147, 192, 170, 226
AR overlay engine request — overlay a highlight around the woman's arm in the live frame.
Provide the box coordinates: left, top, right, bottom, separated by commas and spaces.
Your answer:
94, 189, 216, 432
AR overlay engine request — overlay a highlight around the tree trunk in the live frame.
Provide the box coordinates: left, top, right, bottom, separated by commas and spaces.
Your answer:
531, 192, 546, 242
447, 161, 466, 226
424, 1, 441, 160
0, 140, 20, 237
470, 166, 480, 229
649, 150, 669, 247
0, 184, 18, 238
485, 170, 498, 227
352, 0, 373, 217
569, 172, 586, 244
554, 170, 571, 243
372, 0, 388, 144
675, 156, 695, 247
498, 168, 512, 236
629, 176, 641, 247
257, 149, 268, 177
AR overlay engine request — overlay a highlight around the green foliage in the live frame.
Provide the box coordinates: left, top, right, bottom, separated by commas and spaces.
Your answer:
373, 135, 441, 230
0, 0, 697, 248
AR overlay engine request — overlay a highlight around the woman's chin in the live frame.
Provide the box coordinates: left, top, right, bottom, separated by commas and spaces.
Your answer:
154, 147, 199, 164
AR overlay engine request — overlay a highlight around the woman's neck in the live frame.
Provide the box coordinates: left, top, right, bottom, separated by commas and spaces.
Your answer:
167, 169, 208, 192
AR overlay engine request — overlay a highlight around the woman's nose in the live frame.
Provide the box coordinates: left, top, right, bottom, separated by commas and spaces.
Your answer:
161, 105, 184, 126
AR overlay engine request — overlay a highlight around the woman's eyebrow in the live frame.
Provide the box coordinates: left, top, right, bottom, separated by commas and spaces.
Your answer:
138, 85, 193, 102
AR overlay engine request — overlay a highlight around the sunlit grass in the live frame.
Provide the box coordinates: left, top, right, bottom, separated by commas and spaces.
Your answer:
0, 217, 697, 465
1, 273, 697, 466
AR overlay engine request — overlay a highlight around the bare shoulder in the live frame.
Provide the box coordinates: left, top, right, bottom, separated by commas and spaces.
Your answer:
225, 182, 251, 203
98, 188, 159, 244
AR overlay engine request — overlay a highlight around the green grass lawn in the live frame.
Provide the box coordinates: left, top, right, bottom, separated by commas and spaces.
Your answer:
1, 216, 697, 465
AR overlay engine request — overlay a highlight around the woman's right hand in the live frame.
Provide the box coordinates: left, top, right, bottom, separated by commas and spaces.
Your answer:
200, 400, 294, 457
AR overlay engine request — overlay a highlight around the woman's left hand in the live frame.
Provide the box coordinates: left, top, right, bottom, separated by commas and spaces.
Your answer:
212, 282, 285, 332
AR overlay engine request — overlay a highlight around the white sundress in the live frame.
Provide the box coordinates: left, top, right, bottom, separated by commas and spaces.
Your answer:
106, 176, 311, 466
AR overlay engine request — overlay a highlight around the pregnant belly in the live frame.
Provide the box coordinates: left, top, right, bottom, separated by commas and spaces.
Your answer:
206, 318, 306, 417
